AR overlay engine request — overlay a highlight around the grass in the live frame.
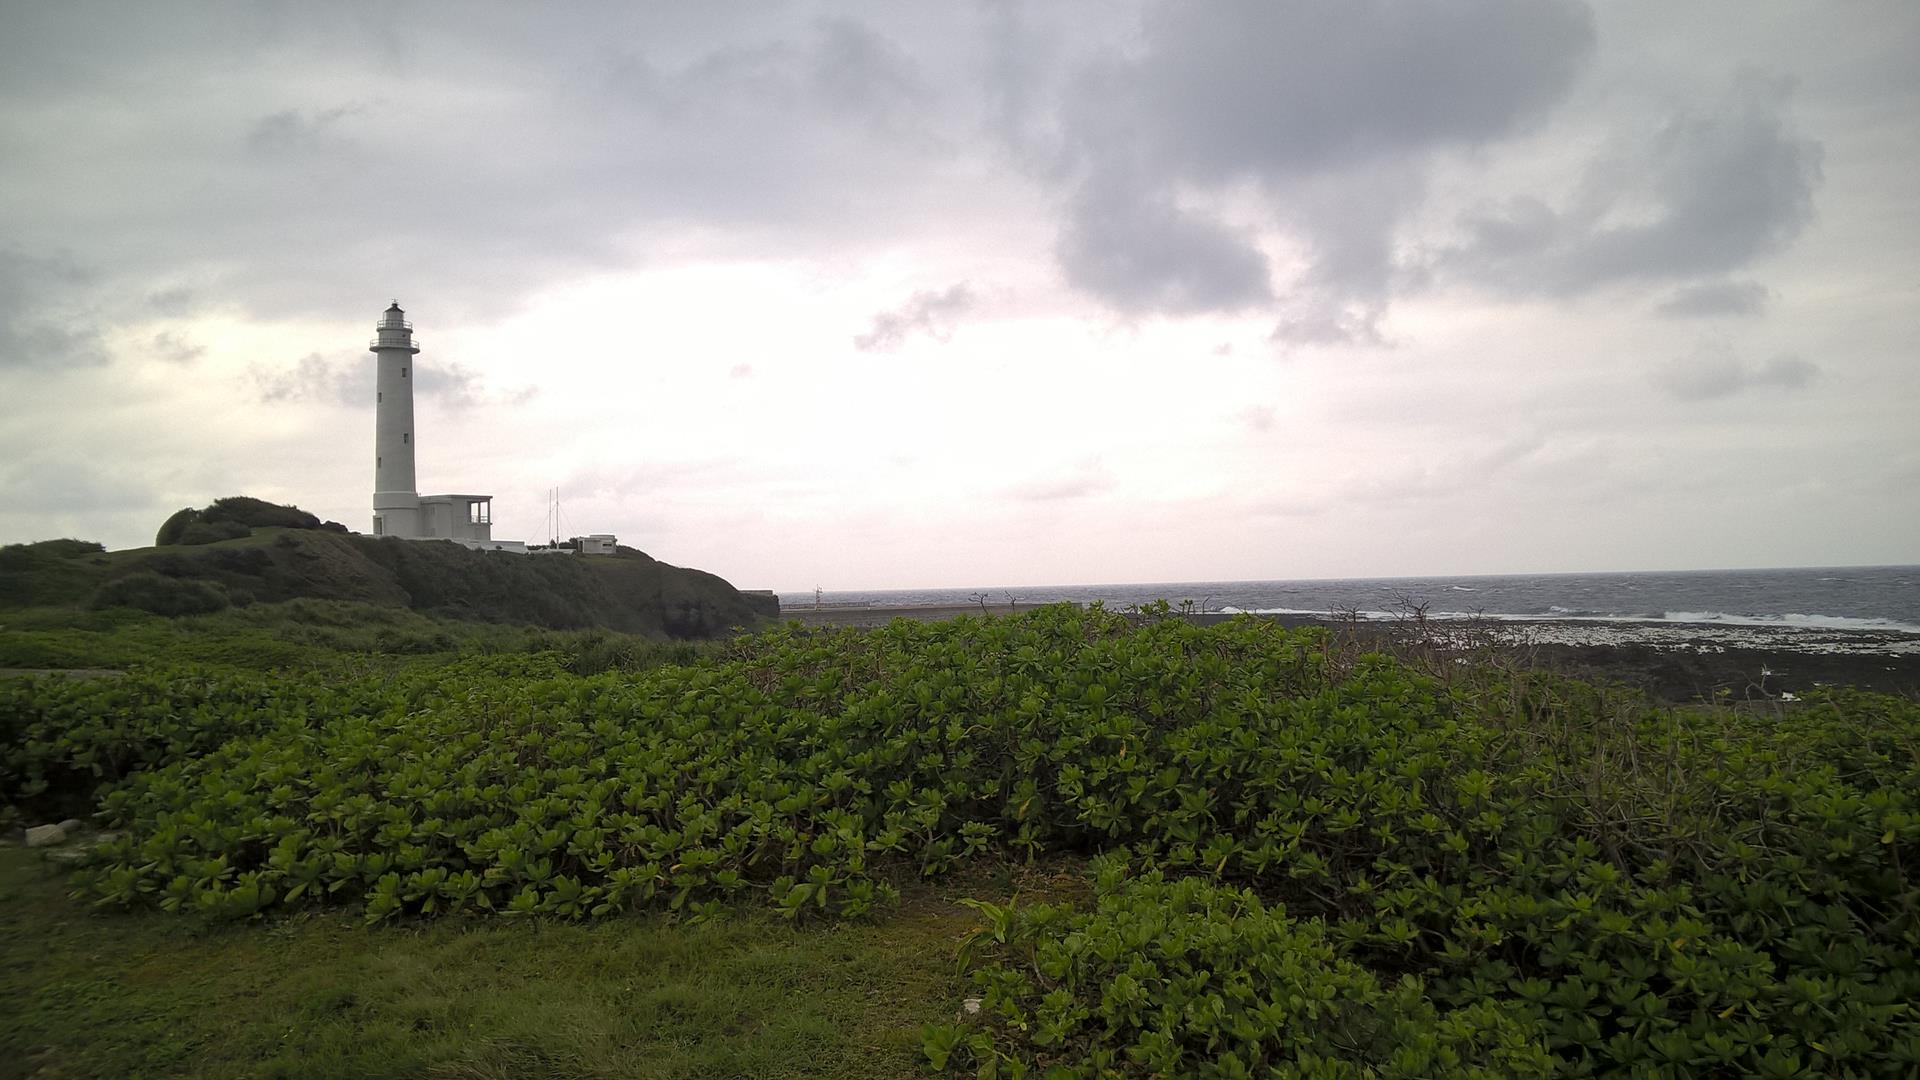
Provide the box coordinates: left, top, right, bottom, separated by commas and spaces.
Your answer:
0, 844, 1058, 1078
0, 601, 727, 676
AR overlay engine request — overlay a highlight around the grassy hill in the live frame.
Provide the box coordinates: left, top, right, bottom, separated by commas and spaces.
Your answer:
0, 498, 776, 640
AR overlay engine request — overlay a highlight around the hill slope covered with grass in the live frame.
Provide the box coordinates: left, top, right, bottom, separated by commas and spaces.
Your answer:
0, 497, 776, 639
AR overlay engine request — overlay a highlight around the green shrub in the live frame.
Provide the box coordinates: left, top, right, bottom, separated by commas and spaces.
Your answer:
155, 508, 200, 546
175, 520, 251, 546
89, 572, 231, 616
10, 606, 1912, 1074
201, 496, 321, 530
929, 870, 1552, 1077
157, 497, 321, 547
0, 540, 109, 607
13, 539, 106, 559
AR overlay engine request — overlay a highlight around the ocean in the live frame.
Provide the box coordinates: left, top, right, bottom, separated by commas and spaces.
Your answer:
780, 566, 1920, 636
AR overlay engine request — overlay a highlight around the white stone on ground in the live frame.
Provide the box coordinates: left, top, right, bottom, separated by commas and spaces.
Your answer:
25, 824, 67, 847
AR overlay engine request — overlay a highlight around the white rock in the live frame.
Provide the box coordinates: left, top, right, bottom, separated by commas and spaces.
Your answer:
25, 824, 67, 848
56, 818, 84, 833
962, 998, 982, 1015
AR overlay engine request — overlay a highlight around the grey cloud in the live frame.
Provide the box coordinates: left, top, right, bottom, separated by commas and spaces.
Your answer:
245, 103, 366, 153
854, 284, 977, 351
1655, 280, 1771, 318
1, 7, 971, 340
1444, 77, 1822, 295
146, 288, 197, 316
1045, 0, 1594, 316
253, 351, 525, 409
810, 18, 931, 133
976, 0, 1061, 160
0, 453, 156, 516
0, 249, 105, 369
1055, 175, 1272, 315
1654, 345, 1819, 401
417, 361, 537, 407
253, 352, 363, 405
149, 331, 205, 364
1077, 0, 1594, 180
1270, 299, 1387, 349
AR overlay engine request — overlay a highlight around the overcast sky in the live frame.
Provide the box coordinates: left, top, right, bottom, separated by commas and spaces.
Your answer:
2, 1, 1916, 589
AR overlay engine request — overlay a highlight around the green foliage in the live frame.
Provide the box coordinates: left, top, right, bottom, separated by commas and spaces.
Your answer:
13, 538, 106, 559
174, 520, 252, 546
156, 497, 324, 548
934, 870, 1551, 1077
88, 571, 232, 616
155, 507, 199, 546
8, 604, 1917, 1074
0, 539, 107, 606
1, 665, 382, 818
200, 496, 322, 531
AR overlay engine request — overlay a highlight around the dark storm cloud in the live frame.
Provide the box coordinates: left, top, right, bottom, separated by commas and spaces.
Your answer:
854, 284, 978, 351
1442, 77, 1822, 295
1044, 0, 1595, 316
0, 249, 106, 369
1655, 280, 1772, 318
1654, 345, 1819, 402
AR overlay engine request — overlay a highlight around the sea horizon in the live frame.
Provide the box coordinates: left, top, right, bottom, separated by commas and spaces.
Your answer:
778, 564, 1920, 635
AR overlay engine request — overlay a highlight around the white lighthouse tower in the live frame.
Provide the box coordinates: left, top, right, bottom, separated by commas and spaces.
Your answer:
370, 301, 422, 538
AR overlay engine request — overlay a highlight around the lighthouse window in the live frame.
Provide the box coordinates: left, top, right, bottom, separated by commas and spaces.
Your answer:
401, 367, 408, 378
377, 392, 382, 402
403, 433, 410, 444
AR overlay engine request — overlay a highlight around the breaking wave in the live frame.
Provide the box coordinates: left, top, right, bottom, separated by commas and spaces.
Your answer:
1215, 606, 1920, 635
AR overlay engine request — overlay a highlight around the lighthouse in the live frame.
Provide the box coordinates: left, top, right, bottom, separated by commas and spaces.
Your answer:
370, 301, 421, 538
365, 302, 512, 549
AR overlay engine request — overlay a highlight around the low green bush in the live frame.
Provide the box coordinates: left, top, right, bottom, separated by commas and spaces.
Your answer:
200, 496, 322, 530
175, 520, 252, 546
927, 869, 1551, 1078
11, 539, 106, 559
88, 572, 231, 616
155, 508, 199, 546
7, 605, 1913, 1074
